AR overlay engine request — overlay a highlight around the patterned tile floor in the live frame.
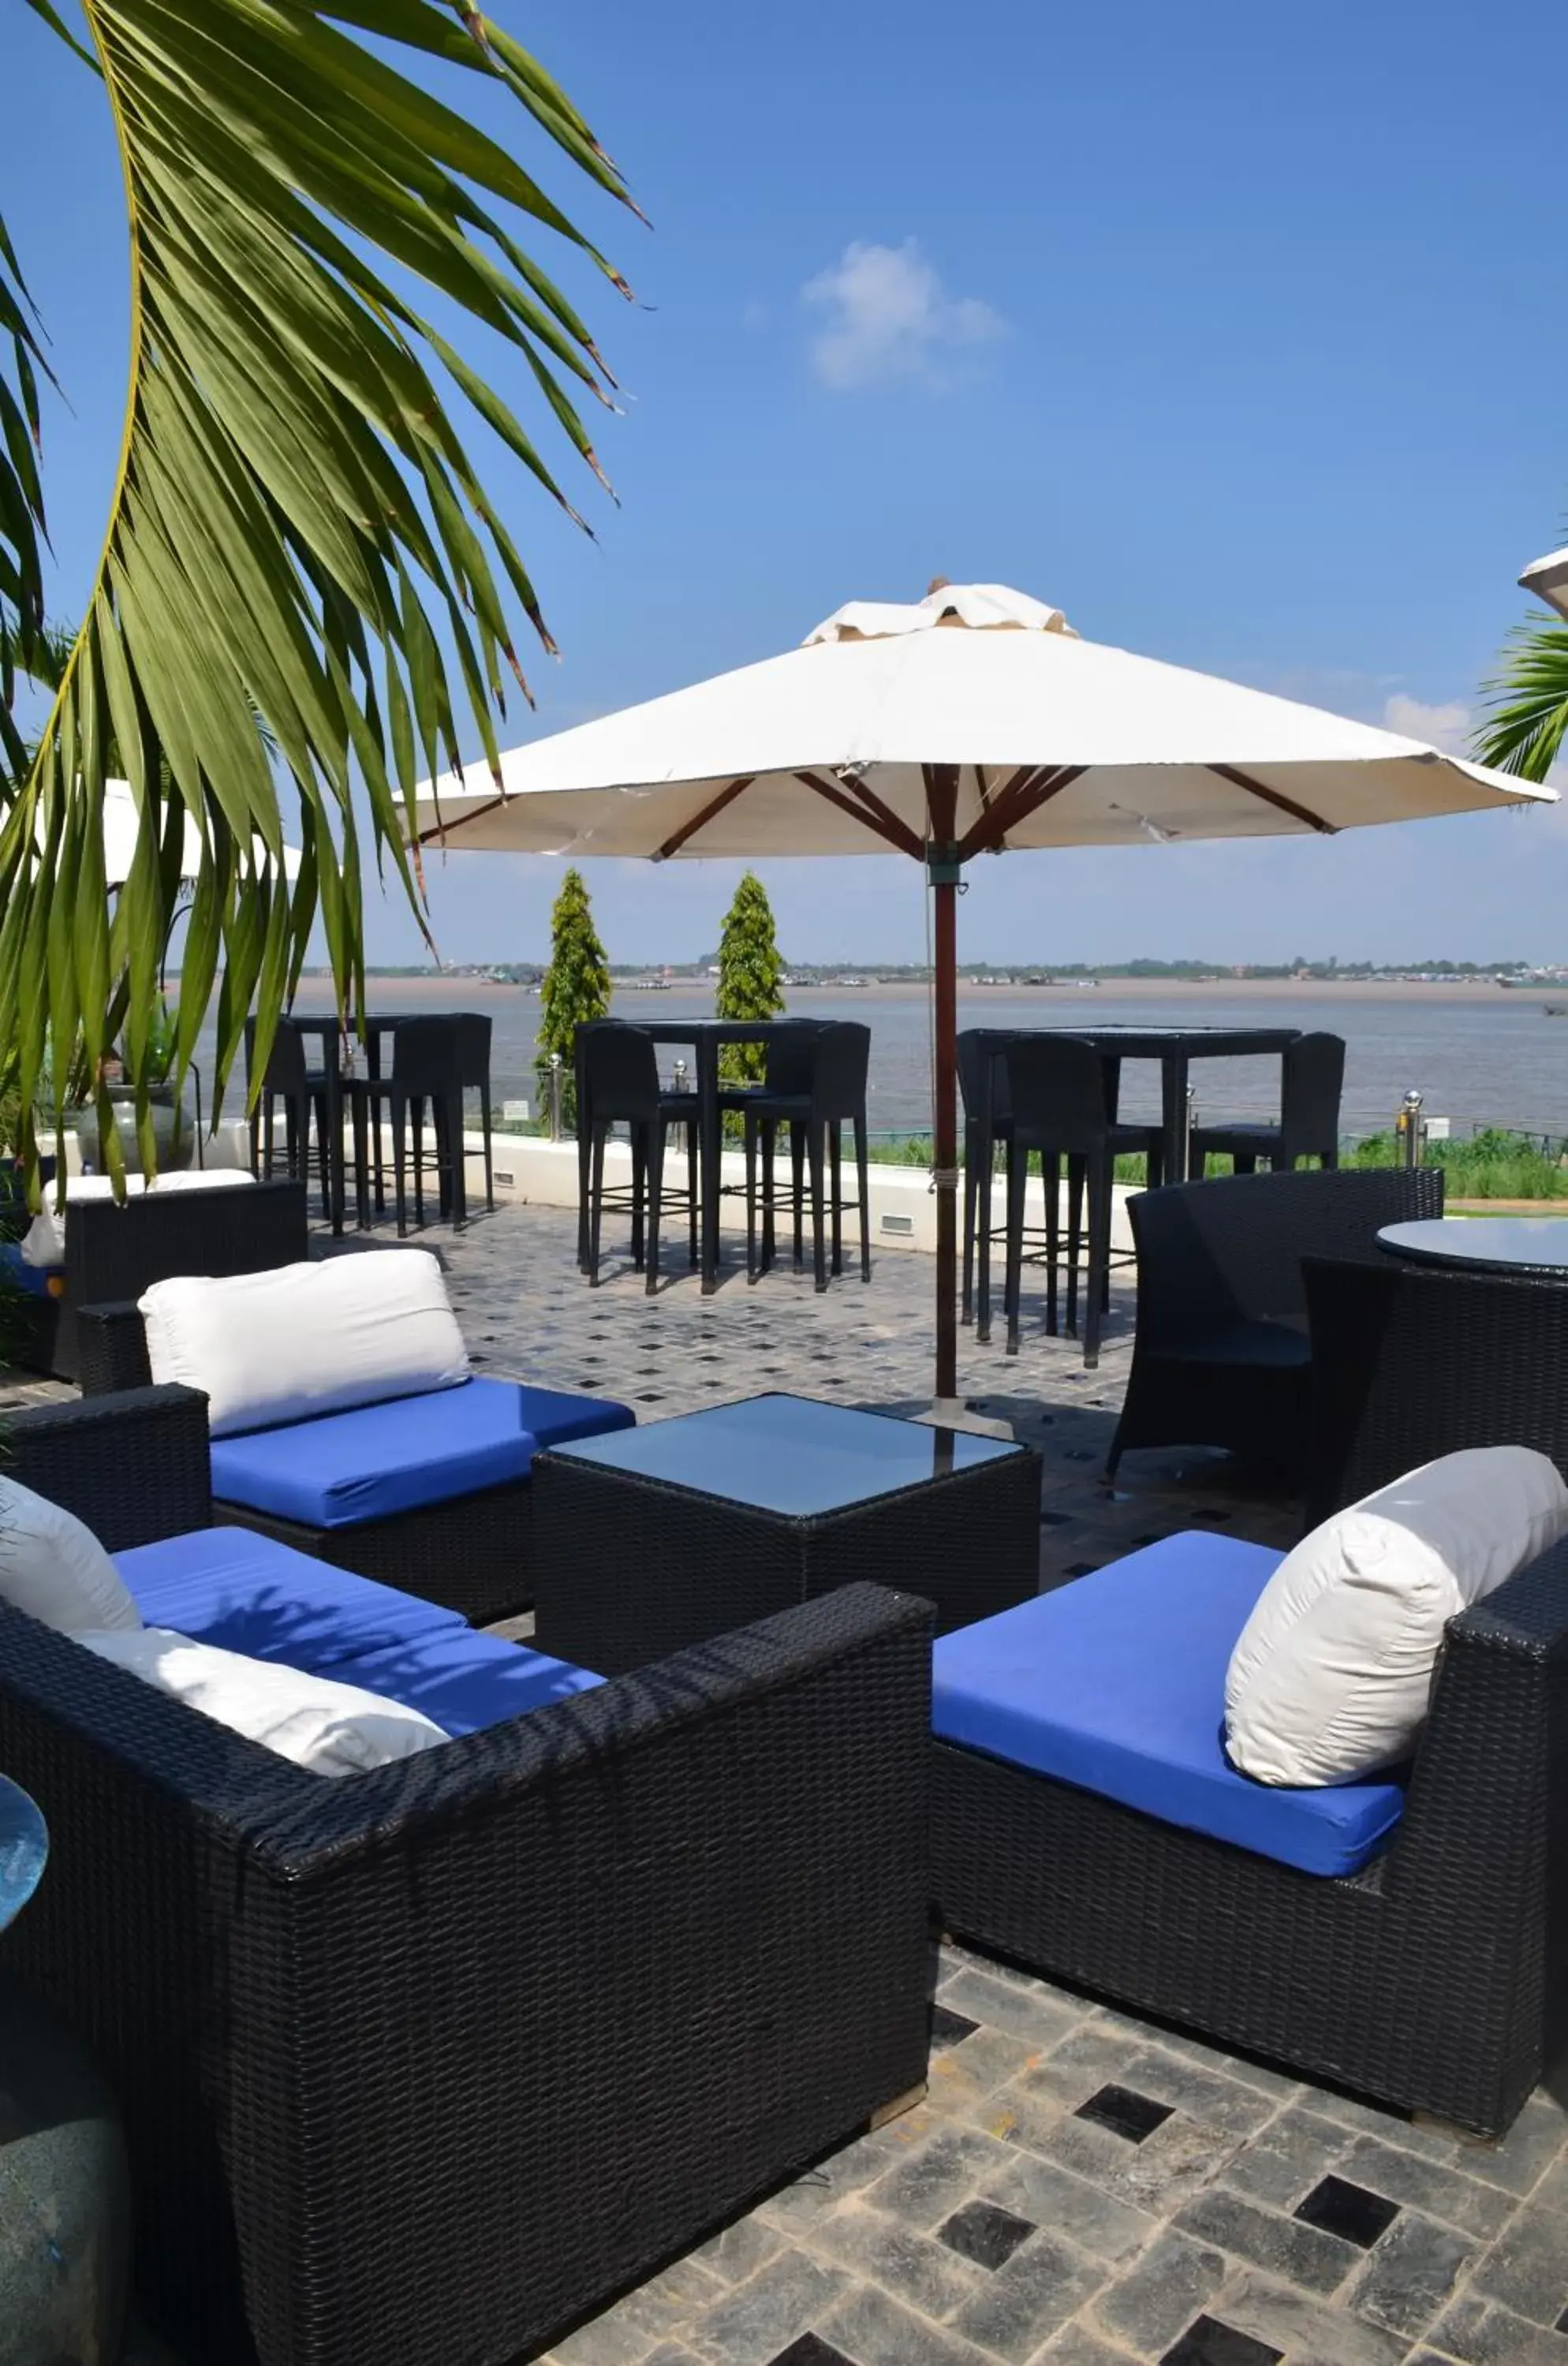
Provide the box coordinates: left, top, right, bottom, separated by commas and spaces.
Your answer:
7, 1201, 1568, 2366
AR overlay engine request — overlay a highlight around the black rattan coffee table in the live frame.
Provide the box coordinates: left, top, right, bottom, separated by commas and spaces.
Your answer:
531, 1393, 1041, 1674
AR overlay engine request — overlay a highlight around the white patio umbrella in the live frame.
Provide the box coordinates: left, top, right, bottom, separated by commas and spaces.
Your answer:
411, 581, 1553, 1413
102, 778, 303, 886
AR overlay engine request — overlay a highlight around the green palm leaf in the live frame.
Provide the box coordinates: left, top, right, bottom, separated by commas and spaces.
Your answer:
0, 0, 631, 1183
1475, 600, 1568, 786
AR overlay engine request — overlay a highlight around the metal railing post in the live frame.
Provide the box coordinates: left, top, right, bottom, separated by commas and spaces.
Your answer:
548, 1052, 563, 1143
1184, 1084, 1197, 1178
1397, 1088, 1425, 1167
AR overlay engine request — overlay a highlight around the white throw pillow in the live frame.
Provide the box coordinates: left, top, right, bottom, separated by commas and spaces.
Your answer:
1226, 1446, 1568, 1786
139, 1249, 469, 1437
0, 1477, 143, 1633
79, 1628, 447, 1776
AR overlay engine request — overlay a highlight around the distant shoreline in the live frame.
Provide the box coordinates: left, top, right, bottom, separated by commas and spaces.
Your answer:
318, 973, 1565, 1009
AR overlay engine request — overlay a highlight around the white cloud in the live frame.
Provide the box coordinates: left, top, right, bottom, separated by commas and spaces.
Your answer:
801, 239, 1006, 392
1383, 692, 1472, 754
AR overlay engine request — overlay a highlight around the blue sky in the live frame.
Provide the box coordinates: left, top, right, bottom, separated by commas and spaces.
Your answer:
9, 0, 1568, 965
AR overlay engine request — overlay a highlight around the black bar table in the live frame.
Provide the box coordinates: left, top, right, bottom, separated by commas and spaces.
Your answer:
575, 1017, 808, 1293
962, 1023, 1302, 1340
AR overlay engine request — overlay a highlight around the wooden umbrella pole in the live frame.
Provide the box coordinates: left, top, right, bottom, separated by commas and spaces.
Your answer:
926, 765, 961, 1407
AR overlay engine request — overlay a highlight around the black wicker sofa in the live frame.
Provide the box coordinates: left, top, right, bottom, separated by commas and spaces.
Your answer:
1, 1384, 934, 2366
930, 1521, 1568, 2138
1, 1175, 310, 1383
76, 1262, 631, 1623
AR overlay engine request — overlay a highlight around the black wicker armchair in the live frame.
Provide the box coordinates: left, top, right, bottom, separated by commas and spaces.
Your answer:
6, 1178, 308, 1383
933, 1531, 1568, 2137
1106, 1166, 1445, 1483
1305, 1252, 1568, 1526
73, 1253, 610, 1624
0, 1386, 933, 2366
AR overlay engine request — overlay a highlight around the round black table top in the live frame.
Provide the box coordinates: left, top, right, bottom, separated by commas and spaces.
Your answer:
1379, 1217, 1568, 1275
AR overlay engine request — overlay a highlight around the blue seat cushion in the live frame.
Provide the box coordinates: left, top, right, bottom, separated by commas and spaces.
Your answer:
114, 1526, 465, 1674
0, 1240, 61, 1299
210, 1375, 635, 1530
332, 1628, 603, 1738
933, 1532, 1407, 1878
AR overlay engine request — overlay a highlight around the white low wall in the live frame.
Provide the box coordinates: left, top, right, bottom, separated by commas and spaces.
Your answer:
59, 1121, 1138, 1263
483, 1132, 1137, 1260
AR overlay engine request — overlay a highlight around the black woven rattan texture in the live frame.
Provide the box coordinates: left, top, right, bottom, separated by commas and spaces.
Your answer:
0, 1577, 933, 2366
4, 1384, 213, 1546
1107, 1166, 1446, 1478
216, 1480, 536, 1622
530, 1437, 1042, 1675
933, 1534, 1568, 2137
1306, 1252, 1568, 1525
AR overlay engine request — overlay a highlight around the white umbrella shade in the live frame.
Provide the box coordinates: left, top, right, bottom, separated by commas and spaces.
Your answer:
1520, 547, 1568, 622
413, 584, 1546, 860
411, 583, 1554, 1407
100, 780, 302, 889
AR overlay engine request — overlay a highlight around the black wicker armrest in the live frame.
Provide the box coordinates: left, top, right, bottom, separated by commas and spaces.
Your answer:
3, 1383, 211, 1548
1451, 1533, 1568, 1657
75, 1301, 153, 1395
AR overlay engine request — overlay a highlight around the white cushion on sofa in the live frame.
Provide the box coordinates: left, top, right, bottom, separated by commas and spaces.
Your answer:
139, 1249, 470, 1437
145, 1170, 256, 1194
0, 1476, 143, 1633
1226, 1446, 1568, 1786
79, 1627, 447, 1775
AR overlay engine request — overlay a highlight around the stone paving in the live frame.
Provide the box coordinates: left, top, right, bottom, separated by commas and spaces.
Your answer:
8, 1200, 1568, 2366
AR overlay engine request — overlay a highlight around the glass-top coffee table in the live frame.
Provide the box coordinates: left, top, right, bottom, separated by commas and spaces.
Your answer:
1379, 1217, 1568, 1277
531, 1394, 1043, 1675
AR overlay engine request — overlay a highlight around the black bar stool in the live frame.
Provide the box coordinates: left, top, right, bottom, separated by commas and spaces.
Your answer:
959, 1031, 1015, 1342
450, 1012, 495, 1212
245, 1017, 337, 1226
738, 1022, 871, 1291
356, 1017, 469, 1234
963, 1031, 1163, 1342
715, 1020, 829, 1272
581, 1026, 698, 1293
1002, 1035, 1121, 1368
1191, 1032, 1345, 1174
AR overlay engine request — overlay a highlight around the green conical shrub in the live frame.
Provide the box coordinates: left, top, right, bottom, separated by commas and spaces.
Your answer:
536, 868, 610, 1129
716, 871, 786, 1110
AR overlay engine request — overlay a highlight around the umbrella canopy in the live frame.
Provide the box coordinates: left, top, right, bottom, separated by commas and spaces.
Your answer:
412, 583, 1553, 1412
1520, 546, 1568, 621
413, 582, 1544, 858
101, 779, 302, 889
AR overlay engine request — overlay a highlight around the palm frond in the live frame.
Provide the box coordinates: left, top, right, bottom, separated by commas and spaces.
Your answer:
1474, 614, 1568, 783
0, 214, 53, 784
0, 0, 632, 1185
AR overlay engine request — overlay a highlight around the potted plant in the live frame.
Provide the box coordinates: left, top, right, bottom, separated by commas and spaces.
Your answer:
63, 998, 195, 1176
